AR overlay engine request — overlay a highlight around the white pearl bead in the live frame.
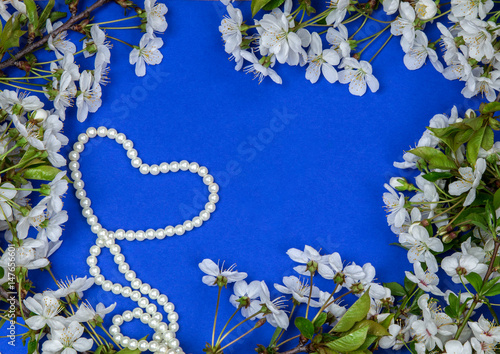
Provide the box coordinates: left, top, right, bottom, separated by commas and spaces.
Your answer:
97, 126, 108, 137
200, 210, 210, 221
149, 341, 160, 352
138, 297, 149, 308
113, 315, 124, 326
116, 133, 126, 144
123, 140, 134, 150
89, 266, 100, 276
109, 325, 120, 336
115, 229, 125, 240
189, 162, 199, 173
168, 338, 179, 349
118, 263, 130, 273
86, 127, 97, 137
114, 254, 125, 264
89, 245, 101, 256
163, 331, 174, 341
131, 291, 141, 302
169, 322, 179, 333
209, 193, 219, 203
157, 323, 168, 333
127, 149, 138, 159
164, 302, 175, 313
208, 183, 219, 193
96, 238, 105, 248
139, 164, 150, 175
80, 197, 91, 208
69, 161, 80, 171
94, 275, 105, 285
152, 312, 163, 322
72, 171, 83, 183
114, 333, 123, 342
102, 280, 112, 292
203, 174, 214, 185
87, 256, 97, 267
140, 313, 151, 323
131, 157, 142, 168
125, 270, 136, 281
158, 345, 168, 354
192, 217, 203, 227
174, 225, 185, 236
205, 202, 216, 213
112, 283, 122, 294
131, 278, 142, 289
87, 215, 98, 226
165, 226, 175, 237
169, 161, 179, 172
183, 220, 193, 231
157, 294, 168, 306
78, 133, 89, 144
135, 230, 146, 241
125, 230, 136, 241
156, 229, 166, 240
140, 283, 151, 295
160, 162, 170, 173
128, 339, 138, 350
97, 229, 108, 239
146, 303, 157, 314
91, 223, 102, 234
153, 333, 162, 342
120, 336, 130, 347
74, 180, 85, 190
146, 229, 155, 240
198, 166, 208, 176
110, 244, 121, 255
133, 308, 143, 318
167, 312, 179, 323
69, 151, 80, 161
150, 164, 160, 175
179, 160, 189, 171
122, 287, 132, 298
149, 288, 160, 300
73, 142, 84, 153
123, 311, 133, 322
138, 340, 149, 352
81, 205, 93, 218
104, 238, 115, 248
107, 128, 118, 139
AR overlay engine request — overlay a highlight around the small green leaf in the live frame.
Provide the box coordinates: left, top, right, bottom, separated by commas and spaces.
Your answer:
422, 172, 453, 182
357, 334, 379, 351
466, 213, 489, 232
39, 0, 55, 29
23, 165, 65, 181
444, 305, 457, 319
351, 320, 390, 337
481, 102, 500, 113
466, 127, 486, 165
465, 272, 483, 293
313, 312, 328, 330
24, 0, 39, 27
453, 128, 474, 151
379, 314, 394, 330
262, 0, 286, 10
251, 0, 273, 16
409, 147, 457, 169
428, 156, 458, 170
49, 11, 67, 22
333, 290, 371, 332
28, 339, 37, 354
117, 349, 141, 354
383, 282, 406, 297
269, 327, 282, 345
484, 283, 500, 297
93, 345, 105, 354
326, 326, 369, 352
295, 317, 315, 339
482, 127, 494, 151
494, 188, 500, 210
465, 117, 484, 131
0, 266, 4, 279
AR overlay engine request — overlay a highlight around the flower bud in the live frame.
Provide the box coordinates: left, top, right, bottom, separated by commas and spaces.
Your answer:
254, 318, 267, 328
420, 219, 430, 227
333, 272, 345, 285
33, 109, 48, 122
389, 177, 413, 191
39, 184, 51, 196
307, 260, 318, 274
442, 232, 457, 243
415, 0, 437, 20
465, 109, 476, 119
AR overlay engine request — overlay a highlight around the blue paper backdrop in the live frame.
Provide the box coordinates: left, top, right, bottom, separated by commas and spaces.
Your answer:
0, 0, 482, 353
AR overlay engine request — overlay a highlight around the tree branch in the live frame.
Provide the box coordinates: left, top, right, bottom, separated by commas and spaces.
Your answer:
278, 344, 310, 354
0, 286, 31, 318
0, 0, 112, 71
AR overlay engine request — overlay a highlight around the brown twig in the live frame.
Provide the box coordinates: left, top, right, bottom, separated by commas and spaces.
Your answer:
278, 344, 310, 354
0, 0, 112, 72
0, 286, 31, 318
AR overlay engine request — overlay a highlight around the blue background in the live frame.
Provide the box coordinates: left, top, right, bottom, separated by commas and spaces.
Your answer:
0, 0, 481, 353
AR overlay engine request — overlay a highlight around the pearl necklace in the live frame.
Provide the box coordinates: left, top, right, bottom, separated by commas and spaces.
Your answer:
68, 126, 219, 354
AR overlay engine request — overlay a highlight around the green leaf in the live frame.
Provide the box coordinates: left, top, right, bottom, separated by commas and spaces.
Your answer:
494, 188, 500, 210
409, 146, 446, 161
351, 320, 390, 337
251, 0, 273, 16
313, 312, 328, 330
0, 16, 26, 52
444, 304, 457, 319
357, 334, 379, 351
481, 102, 500, 113
428, 156, 458, 170
117, 349, 141, 354
262, 0, 286, 10
404, 276, 416, 293
466, 127, 486, 164
409, 147, 457, 169
482, 127, 494, 151
39, 0, 55, 29
295, 317, 315, 339
24, 0, 39, 27
18, 146, 40, 168
28, 339, 37, 354
93, 345, 105, 354
465, 117, 484, 131
466, 213, 489, 231
482, 275, 500, 294
333, 290, 371, 332
383, 282, 406, 297
0, 267, 3, 279
326, 326, 369, 352
453, 128, 474, 151
379, 314, 394, 330
465, 272, 483, 293
23, 165, 65, 181
269, 327, 282, 345
484, 283, 500, 297
422, 172, 453, 182
49, 11, 67, 22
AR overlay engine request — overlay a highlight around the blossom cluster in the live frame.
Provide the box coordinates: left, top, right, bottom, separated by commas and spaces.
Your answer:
218, 0, 500, 100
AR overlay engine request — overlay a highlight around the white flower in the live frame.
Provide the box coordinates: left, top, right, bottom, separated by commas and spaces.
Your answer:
16, 203, 46, 240
259, 281, 289, 329
448, 158, 486, 206
46, 20, 76, 58
404, 31, 443, 72
338, 58, 379, 96
286, 245, 331, 276
383, 184, 409, 228
0, 183, 17, 221
219, 4, 243, 54
145, 0, 168, 34
43, 113, 68, 146
441, 252, 488, 283
326, 0, 350, 26
198, 259, 247, 286
41, 321, 93, 354
76, 70, 102, 122
52, 72, 77, 120
412, 315, 443, 352
471, 337, 496, 354
53, 276, 95, 299
443, 51, 473, 83
405, 262, 444, 296
66, 301, 116, 323
11, 114, 44, 150
38, 210, 68, 242
41, 171, 68, 214
391, 3, 416, 49
468, 315, 500, 343
462, 68, 500, 102
241, 51, 282, 84
399, 225, 443, 272
379, 324, 409, 350
0, 90, 43, 114
415, 0, 437, 20
445, 340, 472, 354
451, 0, 493, 19
0, 238, 50, 270
43, 133, 66, 168
317, 291, 346, 319
35, 232, 63, 263
306, 32, 340, 84
460, 19, 495, 61
344, 263, 386, 299
229, 280, 262, 319
326, 24, 351, 58
274, 276, 321, 306
437, 22, 459, 65
129, 33, 164, 77
83, 25, 111, 68
23, 294, 65, 330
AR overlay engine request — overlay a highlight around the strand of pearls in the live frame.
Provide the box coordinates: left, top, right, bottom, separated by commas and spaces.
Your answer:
69, 127, 219, 353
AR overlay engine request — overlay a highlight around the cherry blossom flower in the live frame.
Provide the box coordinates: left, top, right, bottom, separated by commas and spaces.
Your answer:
459, 19, 495, 61
38, 210, 68, 242
129, 33, 164, 77
66, 301, 116, 323
0, 238, 50, 269
46, 20, 76, 58
259, 281, 289, 329
403, 31, 443, 72
441, 251, 488, 284
326, 24, 351, 58
145, 0, 168, 34
43, 133, 66, 168
379, 324, 409, 350
437, 22, 460, 65
448, 158, 486, 206
241, 51, 282, 84
23, 294, 65, 330
415, 0, 437, 20
343, 263, 386, 299
53, 276, 95, 299
382, 0, 400, 15
41, 171, 68, 214
391, 3, 417, 49
76, 70, 102, 122
220, 4, 243, 54
444, 340, 473, 354
274, 276, 321, 306
383, 184, 409, 228
199, 259, 247, 287
468, 315, 500, 343
306, 32, 340, 83
52, 72, 77, 120
405, 262, 444, 296
83, 25, 111, 68
451, 0, 493, 19
399, 225, 443, 272
471, 337, 496, 354
16, 203, 46, 239
41, 321, 93, 354
326, 0, 349, 26
0, 90, 43, 114
462, 68, 500, 102
286, 245, 330, 276
317, 290, 346, 319
0, 183, 17, 221
338, 58, 379, 96
229, 280, 262, 319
